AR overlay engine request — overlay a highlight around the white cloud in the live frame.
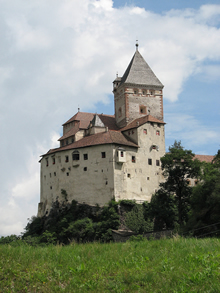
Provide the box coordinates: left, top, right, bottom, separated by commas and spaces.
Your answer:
0, 0, 220, 235
165, 113, 220, 151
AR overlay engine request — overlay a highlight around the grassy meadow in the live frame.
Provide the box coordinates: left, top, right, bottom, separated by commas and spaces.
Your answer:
1, 237, 220, 292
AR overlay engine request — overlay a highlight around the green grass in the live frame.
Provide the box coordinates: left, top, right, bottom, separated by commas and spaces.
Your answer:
1, 237, 220, 292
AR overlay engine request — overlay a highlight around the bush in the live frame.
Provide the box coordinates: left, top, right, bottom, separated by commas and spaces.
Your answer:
125, 204, 153, 234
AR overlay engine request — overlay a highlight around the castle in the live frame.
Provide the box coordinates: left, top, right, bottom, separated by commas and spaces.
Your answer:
37, 44, 168, 217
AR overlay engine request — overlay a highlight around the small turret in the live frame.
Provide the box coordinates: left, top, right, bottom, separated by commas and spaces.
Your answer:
113, 73, 121, 92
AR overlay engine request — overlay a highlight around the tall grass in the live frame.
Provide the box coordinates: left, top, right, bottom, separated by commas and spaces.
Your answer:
1, 237, 220, 292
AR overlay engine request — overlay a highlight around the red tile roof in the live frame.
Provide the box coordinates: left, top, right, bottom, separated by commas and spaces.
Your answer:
120, 115, 165, 131
63, 112, 94, 128
62, 112, 118, 130
194, 154, 214, 163
58, 124, 80, 141
45, 130, 138, 156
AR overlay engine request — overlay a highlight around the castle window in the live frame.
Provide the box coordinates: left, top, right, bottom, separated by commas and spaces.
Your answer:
121, 151, 124, 157
140, 105, 146, 114
156, 130, 160, 136
101, 152, 106, 158
65, 156, 69, 162
84, 154, 88, 160
71, 137, 74, 143
50, 186, 52, 189
46, 158, 48, 167
143, 129, 147, 134
142, 90, 146, 95
147, 177, 150, 180
148, 158, 152, 165
84, 167, 87, 171
54, 172, 56, 176
50, 173, 51, 178
118, 107, 122, 118
66, 139, 69, 145
150, 90, 155, 95
156, 160, 160, 166
72, 151, 80, 161
52, 157, 55, 164
66, 172, 69, 176
134, 89, 138, 94
61, 141, 64, 147
132, 156, 136, 163
127, 173, 131, 178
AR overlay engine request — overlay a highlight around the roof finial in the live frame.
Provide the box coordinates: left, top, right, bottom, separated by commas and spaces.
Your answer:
135, 40, 139, 51
116, 71, 118, 78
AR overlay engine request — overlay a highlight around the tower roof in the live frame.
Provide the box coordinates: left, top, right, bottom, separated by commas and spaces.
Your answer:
119, 50, 163, 88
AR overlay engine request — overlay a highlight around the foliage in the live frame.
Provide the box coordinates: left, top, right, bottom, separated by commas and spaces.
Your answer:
0, 234, 21, 245
22, 196, 120, 244
186, 153, 220, 237
160, 141, 201, 226
149, 188, 177, 230
125, 204, 153, 233
1, 238, 220, 292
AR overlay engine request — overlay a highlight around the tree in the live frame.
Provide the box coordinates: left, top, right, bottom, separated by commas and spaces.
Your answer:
160, 141, 201, 226
186, 150, 220, 236
149, 188, 177, 230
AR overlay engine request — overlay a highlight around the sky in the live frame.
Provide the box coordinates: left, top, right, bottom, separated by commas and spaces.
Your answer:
0, 0, 220, 236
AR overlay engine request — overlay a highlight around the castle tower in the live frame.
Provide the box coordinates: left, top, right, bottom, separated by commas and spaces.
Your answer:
113, 44, 164, 128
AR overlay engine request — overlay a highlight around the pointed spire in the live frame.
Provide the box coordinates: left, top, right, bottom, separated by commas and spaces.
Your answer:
119, 49, 163, 88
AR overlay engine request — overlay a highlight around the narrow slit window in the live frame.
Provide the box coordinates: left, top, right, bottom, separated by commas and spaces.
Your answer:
148, 158, 152, 165
132, 156, 136, 163
52, 157, 55, 164
65, 156, 69, 163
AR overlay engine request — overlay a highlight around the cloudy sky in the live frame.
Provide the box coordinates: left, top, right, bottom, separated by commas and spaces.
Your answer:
0, 0, 220, 236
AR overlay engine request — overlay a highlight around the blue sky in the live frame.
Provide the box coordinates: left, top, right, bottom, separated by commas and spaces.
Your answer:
0, 0, 219, 236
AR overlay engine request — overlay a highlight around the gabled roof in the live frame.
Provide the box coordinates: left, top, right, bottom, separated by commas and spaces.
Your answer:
46, 130, 138, 156
91, 114, 105, 128
119, 50, 163, 88
120, 115, 165, 131
62, 112, 119, 130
